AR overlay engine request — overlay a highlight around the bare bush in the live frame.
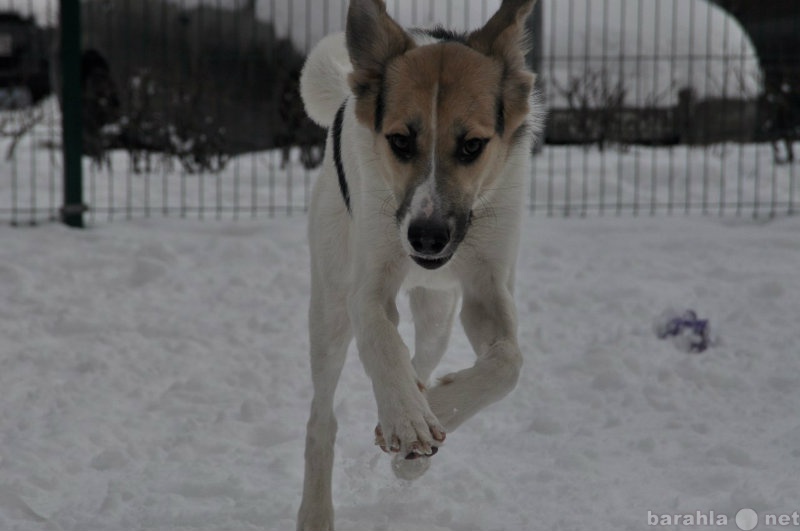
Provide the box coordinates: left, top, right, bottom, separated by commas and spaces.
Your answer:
81, 0, 325, 170
552, 69, 627, 151
0, 105, 44, 160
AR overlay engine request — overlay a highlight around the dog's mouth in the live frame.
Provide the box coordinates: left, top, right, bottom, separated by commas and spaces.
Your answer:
411, 253, 453, 270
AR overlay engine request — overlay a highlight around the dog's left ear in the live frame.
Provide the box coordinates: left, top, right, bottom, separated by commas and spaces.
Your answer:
468, 0, 537, 135
346, 0, 415, 130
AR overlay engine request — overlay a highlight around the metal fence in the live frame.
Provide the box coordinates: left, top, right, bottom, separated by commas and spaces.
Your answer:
0, 0, 797, 225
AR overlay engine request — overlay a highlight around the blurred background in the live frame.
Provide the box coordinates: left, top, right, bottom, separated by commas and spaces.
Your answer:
0, 0, 797, 224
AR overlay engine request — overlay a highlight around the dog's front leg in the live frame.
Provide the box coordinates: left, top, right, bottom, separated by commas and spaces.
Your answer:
350, 275, 446, 458
426, 270, 523, 432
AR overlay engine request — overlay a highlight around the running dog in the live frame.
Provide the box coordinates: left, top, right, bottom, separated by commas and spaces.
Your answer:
297, 1, 543, 529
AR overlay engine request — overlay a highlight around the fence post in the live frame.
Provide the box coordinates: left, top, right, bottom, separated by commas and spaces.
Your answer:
60, 0, 85, 228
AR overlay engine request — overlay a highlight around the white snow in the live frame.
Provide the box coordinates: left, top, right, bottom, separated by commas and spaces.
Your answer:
2, 146, 800, 530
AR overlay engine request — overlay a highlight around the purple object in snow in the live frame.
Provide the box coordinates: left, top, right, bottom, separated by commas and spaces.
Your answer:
655, 309, 710, 353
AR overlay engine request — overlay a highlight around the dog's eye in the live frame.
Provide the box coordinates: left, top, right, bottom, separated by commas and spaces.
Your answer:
458, 138, 488, 163
387, 134, 415, 161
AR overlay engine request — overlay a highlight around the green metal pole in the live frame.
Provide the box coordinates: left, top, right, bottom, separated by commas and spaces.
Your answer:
60, 0, 85, 228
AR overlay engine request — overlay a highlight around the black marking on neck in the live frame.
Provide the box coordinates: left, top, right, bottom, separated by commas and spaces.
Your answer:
333, 101, 351, 214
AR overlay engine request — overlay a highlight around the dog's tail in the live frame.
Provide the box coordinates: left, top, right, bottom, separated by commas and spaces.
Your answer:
300, 32, 352, 128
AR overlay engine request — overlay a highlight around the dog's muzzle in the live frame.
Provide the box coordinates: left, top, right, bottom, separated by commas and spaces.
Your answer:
407, 217, 455, 270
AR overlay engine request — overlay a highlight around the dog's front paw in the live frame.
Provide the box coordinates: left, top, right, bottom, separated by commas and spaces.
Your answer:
391, 450, 433, 480
373, 391, 446, 459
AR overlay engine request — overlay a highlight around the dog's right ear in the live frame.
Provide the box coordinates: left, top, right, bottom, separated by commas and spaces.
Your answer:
346, 0, 414, 130
468, 0, 537, 138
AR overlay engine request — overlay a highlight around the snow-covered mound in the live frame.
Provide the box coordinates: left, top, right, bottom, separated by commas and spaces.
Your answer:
17, 0, 761, 103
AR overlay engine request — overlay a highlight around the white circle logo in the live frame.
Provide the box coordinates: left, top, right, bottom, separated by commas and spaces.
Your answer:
736, 508, 758, 531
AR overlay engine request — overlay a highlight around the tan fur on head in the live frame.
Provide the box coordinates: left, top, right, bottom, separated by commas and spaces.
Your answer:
378, 43, 509, 203
344, 0, 538, 214
345, 0, 537, 135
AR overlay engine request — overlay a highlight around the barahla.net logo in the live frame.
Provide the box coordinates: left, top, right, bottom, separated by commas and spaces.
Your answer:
648, 508, 800, 530
648, 510, 728, 527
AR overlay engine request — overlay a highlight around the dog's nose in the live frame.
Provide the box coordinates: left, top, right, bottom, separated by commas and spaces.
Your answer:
408, 218, 451, 256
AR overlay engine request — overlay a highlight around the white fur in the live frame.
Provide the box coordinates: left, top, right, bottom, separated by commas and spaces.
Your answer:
297, 20, 543, 531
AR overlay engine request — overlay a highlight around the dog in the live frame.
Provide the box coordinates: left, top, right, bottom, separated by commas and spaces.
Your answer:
297, 1, 543, 529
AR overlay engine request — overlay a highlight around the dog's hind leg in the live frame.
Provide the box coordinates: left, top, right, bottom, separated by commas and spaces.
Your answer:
297, 287, 351, 531
409, 287, 459, 387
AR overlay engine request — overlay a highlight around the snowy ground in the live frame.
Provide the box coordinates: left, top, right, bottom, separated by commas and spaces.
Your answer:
2, 209, 800, 530
2, 98, 800, 530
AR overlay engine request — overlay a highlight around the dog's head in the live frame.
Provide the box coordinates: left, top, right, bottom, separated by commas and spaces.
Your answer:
346, 0, 537, 270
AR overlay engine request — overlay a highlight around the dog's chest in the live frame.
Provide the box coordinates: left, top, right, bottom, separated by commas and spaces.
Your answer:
402, 262, 460, 291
